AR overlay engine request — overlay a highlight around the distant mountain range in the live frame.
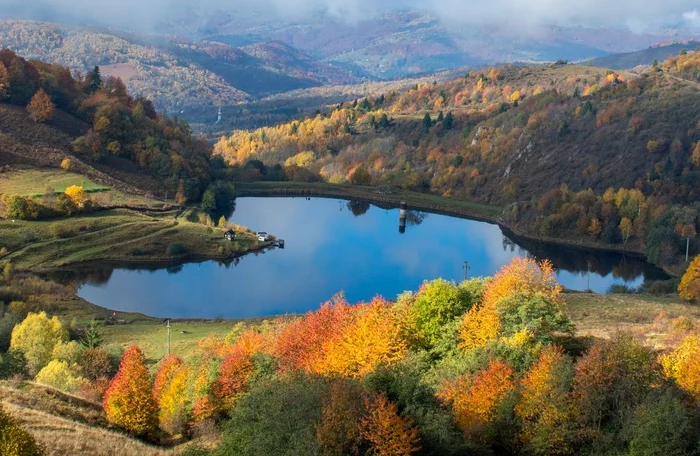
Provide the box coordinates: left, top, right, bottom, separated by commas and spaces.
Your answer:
585, 41, 700, 69
0, 20, 365, 114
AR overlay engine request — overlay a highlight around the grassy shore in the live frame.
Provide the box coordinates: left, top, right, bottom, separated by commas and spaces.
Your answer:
0, 207, 266, 272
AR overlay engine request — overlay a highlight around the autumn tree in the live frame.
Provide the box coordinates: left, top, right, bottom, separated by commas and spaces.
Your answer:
315, 298, 407, 378
64, 185, 87, 207
212, 348, 256, 411
359, 394, 420, 456
158, 366, 190, 435
661, 335, 700, 400
34, 359, 84, 392
60, 158, 71, 171
678, 255, 700, 302
0, 61, 8, 100
460, 257, 561, 350
26, 88, 55, 123
438, 360, 516, 439
153, 355, 183, 402
570, 334, 660, 437
350, 166, 372, 185
619, 217, 633, 244
275, 297, 352, 373
316, 380, 366, 456
103, 346, 158, 437
515, 345, 574, 455
10, 311, 68, 375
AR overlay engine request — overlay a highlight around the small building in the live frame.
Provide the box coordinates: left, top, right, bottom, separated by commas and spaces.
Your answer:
224, 229, 235, 241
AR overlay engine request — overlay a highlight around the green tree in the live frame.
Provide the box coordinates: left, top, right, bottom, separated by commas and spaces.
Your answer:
436, 111, 444, 122
350, 166, 372, 186
410, 278, 483, 348
201, 189, 216, 212
423, 113, 432, 131
377, 113, 391, 128
496, 292, 573, 343
87, 65, 102, 93
79, 319, 103, 348
1, 195, 40, 220
626, 390, 694, 456
10, 311, 68, 376
443, 111, 454, 130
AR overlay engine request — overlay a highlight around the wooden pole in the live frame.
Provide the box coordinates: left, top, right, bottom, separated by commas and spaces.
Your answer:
166, 319, 171, 356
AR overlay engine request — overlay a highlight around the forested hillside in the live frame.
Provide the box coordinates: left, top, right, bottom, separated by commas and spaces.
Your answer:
215, 54, 700, 269
0, 48, 233, 205
0, 20, 364, 114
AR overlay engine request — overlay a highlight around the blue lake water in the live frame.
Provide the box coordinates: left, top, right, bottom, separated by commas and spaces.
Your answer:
74, 197, 667, 319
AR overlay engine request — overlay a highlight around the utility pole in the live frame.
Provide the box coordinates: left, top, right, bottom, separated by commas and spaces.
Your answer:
166, 319, 171, 356
462, 261, 470, 281
686, 236, 690, 263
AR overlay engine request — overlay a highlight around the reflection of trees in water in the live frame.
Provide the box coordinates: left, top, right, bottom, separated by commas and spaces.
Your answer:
405, 211, 427, 226
45, 267, 115, 286
500, 233, 668, 282
347, 200, 371, 217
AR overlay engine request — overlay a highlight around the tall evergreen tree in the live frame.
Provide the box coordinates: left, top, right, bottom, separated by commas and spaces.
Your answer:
88, 65, 102, 93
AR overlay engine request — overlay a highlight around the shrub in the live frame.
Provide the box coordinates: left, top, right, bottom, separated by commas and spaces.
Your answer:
166, 242, 187, 256
0, 404, 43, 456
35, 360, 84, 392
77, 347, 113, 381
626, 390, 694, 456
60, 158, 71, 170
103, 346, 158, 437
26, 88, 55, 123
51, 341, 82, 365
158, 366, 190, 435
10, 311, 68, 376
0, 350, 26, 380
660, 336, 700, 400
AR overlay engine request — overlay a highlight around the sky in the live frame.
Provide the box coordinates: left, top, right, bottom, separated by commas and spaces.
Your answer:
0, 0, 699, 33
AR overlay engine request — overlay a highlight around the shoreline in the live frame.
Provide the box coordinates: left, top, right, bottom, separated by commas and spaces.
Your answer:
235, 181, 673, 274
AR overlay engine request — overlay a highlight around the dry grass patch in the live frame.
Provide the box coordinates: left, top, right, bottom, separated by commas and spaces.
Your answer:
565, 292, 700, 349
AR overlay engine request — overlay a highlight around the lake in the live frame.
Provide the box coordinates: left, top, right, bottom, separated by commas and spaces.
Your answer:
73, 197, 667, 319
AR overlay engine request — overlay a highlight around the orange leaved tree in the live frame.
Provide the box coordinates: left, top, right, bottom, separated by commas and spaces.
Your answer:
314, 298, 407, 378
27, 88, 55, 123
212, 347, 256, 411
275, 296, 352, 373
103, 346, 158, 437
438, 360, 516, 437
359, 394, 420, 456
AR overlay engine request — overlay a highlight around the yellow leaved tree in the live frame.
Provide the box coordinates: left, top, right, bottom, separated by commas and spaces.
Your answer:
10, 311, 68, 376
64, 185, 87, 206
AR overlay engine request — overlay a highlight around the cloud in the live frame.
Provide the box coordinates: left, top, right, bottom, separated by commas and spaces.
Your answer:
1, 0, 700, 33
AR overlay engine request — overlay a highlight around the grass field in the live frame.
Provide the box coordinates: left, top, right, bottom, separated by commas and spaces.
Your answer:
0, 166, 160, 206
0, 167, 109, 195
235, 181, 504, 221
565, 292, 700, 349
0, 208, 266, 271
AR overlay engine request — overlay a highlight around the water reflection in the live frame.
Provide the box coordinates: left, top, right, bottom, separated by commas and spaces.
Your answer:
66, 197, 668, 319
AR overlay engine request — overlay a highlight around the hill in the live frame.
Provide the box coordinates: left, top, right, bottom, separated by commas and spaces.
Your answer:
214, 55, 700, 270
586, 41, 700, 69
0, 20, 365, 115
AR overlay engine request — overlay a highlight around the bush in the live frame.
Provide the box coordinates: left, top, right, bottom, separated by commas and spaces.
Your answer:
51, 341, 82, 365
0, 350, 27, 380
0, 404, 43, 456
214, 374, 327, 456
166, 243, 187, 256
607, 284, 634, 294
78, 348, 113, 381
35, 360, 84, 392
